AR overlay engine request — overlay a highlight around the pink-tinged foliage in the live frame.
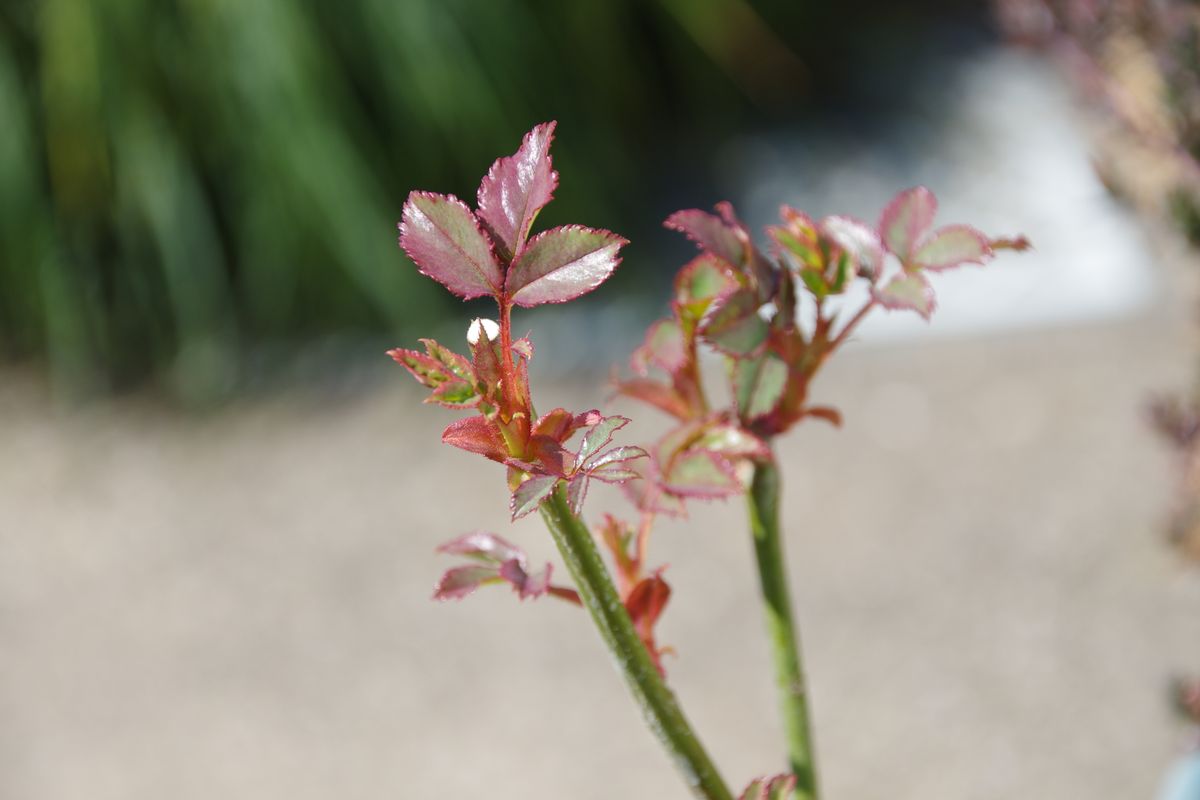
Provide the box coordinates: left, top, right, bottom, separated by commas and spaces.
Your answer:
912, 224, 992, 271
399, 192, 502, 299
511, 475, 558, 520
442, 415, 509, 463
822, 215, 884, 279
872, 272, 936, 319
739, 774, 797, 800
476, 121, 558, 262
661, 449, 742, 498
433, 531, 561, 602
613, 377, 693, 421
574, 415, 631, 470
506, 225, 627, 307
437, 531, 526, 563
879, 186, 938, 261
665, 208, 747, 268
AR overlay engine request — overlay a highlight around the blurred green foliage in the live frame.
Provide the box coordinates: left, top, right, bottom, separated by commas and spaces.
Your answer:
0, 0, 915, 401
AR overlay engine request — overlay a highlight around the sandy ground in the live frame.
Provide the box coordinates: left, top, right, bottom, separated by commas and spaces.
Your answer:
3, 255, 1200, 800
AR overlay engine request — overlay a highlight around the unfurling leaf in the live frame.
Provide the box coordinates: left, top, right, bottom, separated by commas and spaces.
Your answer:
739, 774, 797, 800
442, 416, 509, 463
912, 224, 991, 271
497, 558, 552, 600
506, 225, 627, 307
873, 272, 936, 319
804, 405, 843, 427
399, 192, 502, 299
510, 475, 559, 520
700, 289, 769, 356
879, 186, 937, 261
476, 121, 558, 262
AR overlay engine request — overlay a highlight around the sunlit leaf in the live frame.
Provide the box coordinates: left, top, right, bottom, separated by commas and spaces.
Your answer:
691, 424, 770, 460
879, 186, 936, 260
574, 415, 630, 470
476, 121, 558, 262
399, 191, 502, 299
913, 224, 991, 271
506, 225, 626, 306
584, 445, 649, 474
510, 474, 558, 519
565, 474, 588, 516
873, 272, 935, 319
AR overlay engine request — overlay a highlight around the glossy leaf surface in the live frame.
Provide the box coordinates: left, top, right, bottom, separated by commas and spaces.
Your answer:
506, 225, 626, 307
399, 192, 502, 299
476, 121, 558, 262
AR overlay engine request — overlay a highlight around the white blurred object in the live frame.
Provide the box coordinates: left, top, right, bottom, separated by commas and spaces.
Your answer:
1158, 752, 1200, 800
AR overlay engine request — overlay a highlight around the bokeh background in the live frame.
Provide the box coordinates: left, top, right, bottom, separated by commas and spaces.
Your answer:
3, 0, 1200, 797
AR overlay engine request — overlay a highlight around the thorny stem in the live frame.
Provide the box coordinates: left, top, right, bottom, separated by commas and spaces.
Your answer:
748, 457, 819, 798
539, 485, 733, 800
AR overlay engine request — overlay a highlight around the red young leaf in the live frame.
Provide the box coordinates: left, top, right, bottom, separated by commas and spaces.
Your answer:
913, 224, 992, 271
872, 272, 936, 320
437, 531, 525, 564
511, 475, 559, 520
399, 191, 502, 299
433, 565, 503, 600
879, 186, 937, 261
506, 225, 627, 307
442, 416, 510, 463
625, 573, 672, 676
476, 121, 559, 262
665, 208, 746, 268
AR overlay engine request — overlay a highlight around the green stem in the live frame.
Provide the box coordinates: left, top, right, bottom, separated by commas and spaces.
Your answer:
539, 485, 733, 800
748, 458, 819, 798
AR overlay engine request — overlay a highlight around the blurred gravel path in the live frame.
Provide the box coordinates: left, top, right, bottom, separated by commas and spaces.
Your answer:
3, 273, 1199, 798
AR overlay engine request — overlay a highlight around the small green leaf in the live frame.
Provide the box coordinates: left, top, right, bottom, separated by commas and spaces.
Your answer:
734, 352, 788, 420
700, 289, 768, 356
